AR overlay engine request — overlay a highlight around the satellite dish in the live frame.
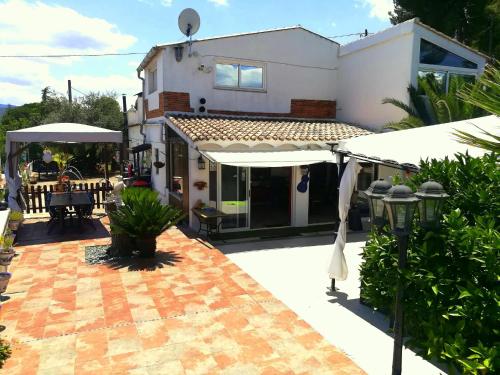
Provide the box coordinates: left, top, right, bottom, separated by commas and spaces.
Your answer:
178, 8, 200, 38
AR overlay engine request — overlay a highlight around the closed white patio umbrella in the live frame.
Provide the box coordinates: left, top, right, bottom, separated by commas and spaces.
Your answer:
328, 157, 361, 281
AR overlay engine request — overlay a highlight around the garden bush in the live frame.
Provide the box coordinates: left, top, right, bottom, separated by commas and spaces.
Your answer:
360, 153, 499, 374
0, 338, 11, 368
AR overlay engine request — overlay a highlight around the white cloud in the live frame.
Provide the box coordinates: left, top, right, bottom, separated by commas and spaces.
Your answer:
356, 0, 394, 20
158, 0, 228, 7
207, 0, 229, 6
0, 0, 139, 105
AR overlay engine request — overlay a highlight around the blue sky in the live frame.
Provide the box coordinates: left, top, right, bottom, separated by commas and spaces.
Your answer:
0, 0, 393, 106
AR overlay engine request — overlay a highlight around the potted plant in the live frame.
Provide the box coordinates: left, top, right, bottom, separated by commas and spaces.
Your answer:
109, 188, 184, 258
0, 190, 7, 211
8, 211, 23, 231
193, 181, 207, 190
0, 337, 11, 369
0, 272, 11, 294
0, 235, 15, 267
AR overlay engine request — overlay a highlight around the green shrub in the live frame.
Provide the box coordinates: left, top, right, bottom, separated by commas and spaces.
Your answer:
0, 338, 11, 369
109, 188, 184, 239
360, 153, 500, 374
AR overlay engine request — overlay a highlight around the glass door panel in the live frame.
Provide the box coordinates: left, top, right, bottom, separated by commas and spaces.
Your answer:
220, 165, 249, 229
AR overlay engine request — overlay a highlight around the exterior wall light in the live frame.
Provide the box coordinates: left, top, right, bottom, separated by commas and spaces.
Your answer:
415, 181, 449, 230
197, 156, 206, 170
362, 179, 392, 230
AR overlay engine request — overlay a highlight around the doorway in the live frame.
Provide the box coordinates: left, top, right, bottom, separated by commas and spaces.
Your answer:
250, 167, 291, 228
308, 162, 339, 224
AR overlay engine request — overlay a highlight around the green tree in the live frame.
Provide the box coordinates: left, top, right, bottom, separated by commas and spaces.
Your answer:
389, 0, 500, 59
382, 75, 483, 130
455, 64, 500, 153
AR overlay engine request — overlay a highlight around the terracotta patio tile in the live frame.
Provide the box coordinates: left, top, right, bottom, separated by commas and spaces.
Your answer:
0, 221, 365, 374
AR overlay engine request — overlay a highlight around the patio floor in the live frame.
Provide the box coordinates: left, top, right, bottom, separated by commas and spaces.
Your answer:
0, 218, 364, 374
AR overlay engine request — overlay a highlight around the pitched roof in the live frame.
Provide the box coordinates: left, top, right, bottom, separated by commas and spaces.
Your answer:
138, 26, 338, 72
166, 114, 371, 143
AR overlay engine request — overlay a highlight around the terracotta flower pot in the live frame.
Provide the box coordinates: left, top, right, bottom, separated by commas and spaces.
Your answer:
0, 249, 15, 266
8, 221, 20, 231
0, 272, 12, 294
136, 237, 156, 258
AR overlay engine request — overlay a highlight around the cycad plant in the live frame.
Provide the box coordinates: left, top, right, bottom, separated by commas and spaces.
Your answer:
383, 74, 483, 130
109, 188, 184, 258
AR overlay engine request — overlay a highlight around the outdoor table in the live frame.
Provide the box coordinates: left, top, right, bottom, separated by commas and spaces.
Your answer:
191, 207, 227, 238
49, 191, 91, 233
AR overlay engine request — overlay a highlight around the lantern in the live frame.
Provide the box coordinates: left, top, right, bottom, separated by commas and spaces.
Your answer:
197, 156, 206, 170
363, 179, 392, 230
415, 181, 448, 230
382, 184, 420, 236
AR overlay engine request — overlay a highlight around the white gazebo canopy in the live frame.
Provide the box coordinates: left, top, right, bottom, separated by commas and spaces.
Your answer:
329, 115, 499, 282
5, 123, 123, 211
337, 115, 499, 167
6, 123, 123, 144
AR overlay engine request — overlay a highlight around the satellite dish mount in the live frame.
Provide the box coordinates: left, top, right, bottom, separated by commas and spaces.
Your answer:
178, 8, 200, 58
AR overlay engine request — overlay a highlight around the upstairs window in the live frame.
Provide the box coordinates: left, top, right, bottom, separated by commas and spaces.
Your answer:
215, 62, 264, 90
148, 68, 157, 94
419, 39, 477, 69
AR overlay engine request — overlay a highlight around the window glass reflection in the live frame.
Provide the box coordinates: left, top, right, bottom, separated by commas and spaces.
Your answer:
240, 65, 263, 88
215, 64, 238, 87
419, 39, 477, 69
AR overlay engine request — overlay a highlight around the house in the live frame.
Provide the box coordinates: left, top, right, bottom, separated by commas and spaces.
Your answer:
127, 18, 488, 233
337, 18, 488, 129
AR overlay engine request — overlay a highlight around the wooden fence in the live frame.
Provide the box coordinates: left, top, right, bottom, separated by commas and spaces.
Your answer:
22, 182, 113, 214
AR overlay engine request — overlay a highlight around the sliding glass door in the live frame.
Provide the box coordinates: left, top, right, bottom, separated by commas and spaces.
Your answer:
220, 165, 249, 229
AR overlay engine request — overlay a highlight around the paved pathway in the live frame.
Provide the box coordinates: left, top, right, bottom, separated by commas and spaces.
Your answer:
218, 233, 445, 375
1, 220, 364, 374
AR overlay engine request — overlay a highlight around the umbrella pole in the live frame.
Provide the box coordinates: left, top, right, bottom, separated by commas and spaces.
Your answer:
331, 278, 335, 291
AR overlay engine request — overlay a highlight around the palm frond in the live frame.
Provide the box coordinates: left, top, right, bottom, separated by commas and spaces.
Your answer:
454, 125, 500, 154
382, 98, 418, 118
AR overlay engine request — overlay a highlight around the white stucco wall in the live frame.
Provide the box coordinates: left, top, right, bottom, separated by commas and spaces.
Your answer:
336, 20, 488, 131
152, 28, 338, 114
188, 146, 210, 228
144, 54, 163, 111
337, 32, 415, 130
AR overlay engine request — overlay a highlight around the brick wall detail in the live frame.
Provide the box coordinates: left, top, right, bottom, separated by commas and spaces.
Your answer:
145, 91, 193, 119
208, 99, 336, 119
290, 99, 336, 118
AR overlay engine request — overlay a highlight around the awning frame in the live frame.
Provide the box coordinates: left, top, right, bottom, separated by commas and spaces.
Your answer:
328, 143, 420, 172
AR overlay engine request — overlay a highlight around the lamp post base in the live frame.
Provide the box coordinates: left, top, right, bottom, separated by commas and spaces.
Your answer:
392, 234, 408, 375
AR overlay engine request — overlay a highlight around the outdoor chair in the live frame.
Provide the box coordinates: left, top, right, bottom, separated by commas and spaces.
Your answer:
76, 192, 96, 230
46, 192, 68, 233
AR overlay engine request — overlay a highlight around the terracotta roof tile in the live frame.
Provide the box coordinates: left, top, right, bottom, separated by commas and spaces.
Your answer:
167, 114, 371, 143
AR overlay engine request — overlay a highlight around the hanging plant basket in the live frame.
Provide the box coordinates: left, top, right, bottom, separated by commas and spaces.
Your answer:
193, 181, 207, 190
153, 161, 165, 169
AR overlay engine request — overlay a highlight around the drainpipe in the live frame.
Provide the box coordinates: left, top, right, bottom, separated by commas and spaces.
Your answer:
137, 71, 146, 144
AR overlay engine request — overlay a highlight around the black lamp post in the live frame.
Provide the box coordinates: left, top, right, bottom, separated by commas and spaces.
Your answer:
364, 180, 448, 375
363, 179, 392, 230
382, 184, 420, 375
415, 181, 449, 230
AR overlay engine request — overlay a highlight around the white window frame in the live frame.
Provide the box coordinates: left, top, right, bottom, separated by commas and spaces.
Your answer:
214, 60, 266, 92
418, 64, 477, 93
148, 67, 157, 94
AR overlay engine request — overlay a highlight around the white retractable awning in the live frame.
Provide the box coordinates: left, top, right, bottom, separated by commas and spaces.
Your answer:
200, 149, 336, 167
338, 115, 499, 166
